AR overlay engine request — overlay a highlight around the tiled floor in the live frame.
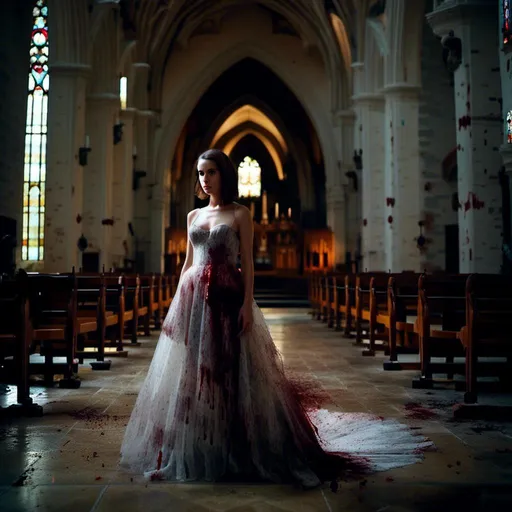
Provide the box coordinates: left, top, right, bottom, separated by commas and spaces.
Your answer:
1, 308, 512, 511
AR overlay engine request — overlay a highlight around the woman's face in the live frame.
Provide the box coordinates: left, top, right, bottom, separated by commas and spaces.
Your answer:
197, 158, 221, 197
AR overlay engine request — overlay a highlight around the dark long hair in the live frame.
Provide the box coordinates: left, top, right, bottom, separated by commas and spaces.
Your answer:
194, 149, 238, 204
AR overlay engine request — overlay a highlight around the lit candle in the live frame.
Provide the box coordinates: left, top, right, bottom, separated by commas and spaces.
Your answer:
250, 202, 255, 218
85, 135, 90, 148
275, 202, 279, 219
288, 207, 292, 218
262, 191, 268, 223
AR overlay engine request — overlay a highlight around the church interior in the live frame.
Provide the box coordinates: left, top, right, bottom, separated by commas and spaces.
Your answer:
1, 0, 512, 510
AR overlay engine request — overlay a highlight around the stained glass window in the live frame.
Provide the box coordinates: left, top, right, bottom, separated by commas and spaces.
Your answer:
23, 0, 48, 261
507, 110, 512, 143
503, 1, 512, 46
120, 76, 127, 109
238, 156, 261, 198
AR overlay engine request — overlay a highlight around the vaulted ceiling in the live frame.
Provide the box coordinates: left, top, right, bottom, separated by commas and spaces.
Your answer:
118, 0, 366, 71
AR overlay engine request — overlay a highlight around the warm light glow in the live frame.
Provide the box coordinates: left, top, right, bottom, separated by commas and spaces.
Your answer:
224, 129, 284, 180
238, 157, 261, 198
23, 0, 48, 261
330, 13, 352, 77
212, 105, 288, 153
120, 76, 127, 109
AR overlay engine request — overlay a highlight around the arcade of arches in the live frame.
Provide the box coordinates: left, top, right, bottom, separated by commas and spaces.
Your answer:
1, 0, 512, 278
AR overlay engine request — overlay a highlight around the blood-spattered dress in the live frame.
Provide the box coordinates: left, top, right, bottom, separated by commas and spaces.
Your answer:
119, 216, 432, 487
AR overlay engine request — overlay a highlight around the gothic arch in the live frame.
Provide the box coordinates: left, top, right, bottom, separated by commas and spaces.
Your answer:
154, 43, 339, 197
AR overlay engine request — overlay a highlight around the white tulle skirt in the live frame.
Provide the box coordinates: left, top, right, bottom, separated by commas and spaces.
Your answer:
119, 264, 433, 488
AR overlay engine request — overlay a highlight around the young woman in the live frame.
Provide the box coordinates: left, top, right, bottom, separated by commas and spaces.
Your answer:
119, 149, 432, 488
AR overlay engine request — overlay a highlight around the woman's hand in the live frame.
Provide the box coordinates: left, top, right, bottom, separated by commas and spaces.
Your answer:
238, 301, 253, 335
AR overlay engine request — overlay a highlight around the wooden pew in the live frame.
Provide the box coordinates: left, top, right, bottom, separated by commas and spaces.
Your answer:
381, 272, 421, 370
318, 273, 330, 323
140, 274, 158, 332
74, 273, 127, 365
351, 272, 390, 350
364, 272, 394, 356
308, 272, 319, 317
412, 273, 468, 388
459, 274, 512, 404
103, 274, 130, 354
122, 275, 148, 344
26, 273, 81, 387
0, 272, 42, 415
161, 275, 173, 314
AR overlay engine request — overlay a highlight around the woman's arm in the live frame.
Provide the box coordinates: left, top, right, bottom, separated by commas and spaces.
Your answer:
178, 209, 199, 283
237, 206, 254, 332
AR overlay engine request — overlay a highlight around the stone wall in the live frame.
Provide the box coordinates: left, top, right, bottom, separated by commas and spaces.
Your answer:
0, 2, 32, 264
419, 20, 458, 271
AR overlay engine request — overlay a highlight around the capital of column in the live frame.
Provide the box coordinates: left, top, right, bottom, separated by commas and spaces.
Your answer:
136, 109, 158, 119
351, 92, 385, 106
120, 107, 137, 121
87, 92, 120, 107
50, 63, 91, 79
133, 62, 151, 70
500, 144, 512, 173
427, 0, 496, 37
333, 109, 356, 127
383, 83, 421, 99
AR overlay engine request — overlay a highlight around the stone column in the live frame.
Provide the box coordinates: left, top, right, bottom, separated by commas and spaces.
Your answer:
326, 185, 347, 268
111, 107, 136, 268
83, 93, 118, 271
44, 64, 89, 272
335, 110, 360, 263
383, 84, 423, 272
131, 63, 152, 271
428, 0, 502, 273
353, 93, 386, 270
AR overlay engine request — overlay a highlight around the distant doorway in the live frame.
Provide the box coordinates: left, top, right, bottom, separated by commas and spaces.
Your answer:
445, 224, 459, 274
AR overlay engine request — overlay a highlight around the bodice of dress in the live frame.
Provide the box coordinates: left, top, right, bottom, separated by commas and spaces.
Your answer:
189, 224, 240, 267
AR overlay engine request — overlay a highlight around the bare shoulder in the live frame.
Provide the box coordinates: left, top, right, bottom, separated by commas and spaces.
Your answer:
233, 202, 251, 222
187, 208, 201, 225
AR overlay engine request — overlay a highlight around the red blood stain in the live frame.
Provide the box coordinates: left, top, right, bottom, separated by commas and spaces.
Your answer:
386, 197, 396, 207
404, 402, 438, 420
463, 192, 485, 213
363, 219, 367, 226
388, 216, 393, 224
157, 450, 162, 470
459, 116, 471, 130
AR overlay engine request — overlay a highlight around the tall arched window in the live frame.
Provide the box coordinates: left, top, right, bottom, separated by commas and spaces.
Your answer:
120, 76, 128, 109
504, 0, 512, 46
238, 156, 261, 198
23, 0, 49, 261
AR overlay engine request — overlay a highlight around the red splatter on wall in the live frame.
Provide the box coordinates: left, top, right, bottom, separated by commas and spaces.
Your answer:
461, 193, 485, 214
459, 115, 471, 130
386, 197, 396, 207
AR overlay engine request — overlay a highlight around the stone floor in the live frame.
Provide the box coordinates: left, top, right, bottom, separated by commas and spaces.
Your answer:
1, 308, 512, 511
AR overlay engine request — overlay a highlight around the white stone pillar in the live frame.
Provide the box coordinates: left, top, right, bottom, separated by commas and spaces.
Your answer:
131, 63, 152, 270
44, 64, 89, 272
326, 185, 347, 268
428, 0, 502, 273
335, 110, 360, 262
353, 93, 386, 270
383, 84, 423, 272
83, 93, 118, 271
111, 107, 136, 267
